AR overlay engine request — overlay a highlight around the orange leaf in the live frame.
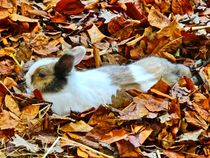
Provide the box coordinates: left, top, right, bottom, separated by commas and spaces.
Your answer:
163, 150, 185, 158
148, 8, 170, 29
60, 120, 93, 133
55, 0, 84, 15
21, 105, 40, 121
101, 129, 128, 144
0, 110, 19, 129
172, 0, 193, 15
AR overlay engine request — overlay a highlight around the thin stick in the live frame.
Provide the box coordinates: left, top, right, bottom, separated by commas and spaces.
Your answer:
61, 137, 114, 158
43, 136, 61, 158
184, 25, 210, 31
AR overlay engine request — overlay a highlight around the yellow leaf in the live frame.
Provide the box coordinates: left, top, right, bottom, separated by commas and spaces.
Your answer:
9, 13, 38, 22
5, 95, 20, 116
60, 120, 93, 133
21, 105, 40, 121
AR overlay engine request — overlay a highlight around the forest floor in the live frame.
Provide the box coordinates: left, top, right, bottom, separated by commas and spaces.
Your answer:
0, 0, 209, 157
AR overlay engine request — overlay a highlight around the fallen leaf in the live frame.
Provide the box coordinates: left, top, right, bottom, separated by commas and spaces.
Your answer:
5, 95, 20, 116
176, 129, 204, 142
136, 94, 169, 112
21, 105, 40, 121
116, 140, 140, 157
163, 150, 185, 158
125, 2, 145, 20
172, 0, 193, 15
119, 100, 149, 120
11, 134, 39, 152
185, 111, 208, 130
101, 129, 128, 144
60, 120, 93, 133
87, 24, 106, 44
55, 0, 85, 15
0, 110, 19, 129
9, 14, 38, 22
148, 8, 170, 29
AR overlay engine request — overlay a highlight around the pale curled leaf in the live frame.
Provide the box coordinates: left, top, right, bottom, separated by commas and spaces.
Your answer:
11, 134, 39, 152
87, 24, 106, 44
176, 129, 204, 142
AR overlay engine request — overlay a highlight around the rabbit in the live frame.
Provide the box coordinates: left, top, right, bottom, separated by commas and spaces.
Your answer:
25, 46, 192, 115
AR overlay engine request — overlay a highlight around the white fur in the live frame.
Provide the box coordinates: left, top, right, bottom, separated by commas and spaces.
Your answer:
128, 65, 159, 92
44, 69, 119, 115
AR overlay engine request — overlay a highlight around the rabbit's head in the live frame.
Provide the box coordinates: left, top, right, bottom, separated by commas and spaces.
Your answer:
25, 46, 86, 92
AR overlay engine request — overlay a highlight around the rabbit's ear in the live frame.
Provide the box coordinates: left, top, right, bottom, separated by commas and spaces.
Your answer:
54, 54, 74, 78
71, 46, 86, 65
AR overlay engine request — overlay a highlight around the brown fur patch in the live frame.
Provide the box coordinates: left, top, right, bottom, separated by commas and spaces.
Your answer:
99, 65, 140, 90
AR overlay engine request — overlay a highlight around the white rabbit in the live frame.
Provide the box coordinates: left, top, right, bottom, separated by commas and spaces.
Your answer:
25, 46, 192, 115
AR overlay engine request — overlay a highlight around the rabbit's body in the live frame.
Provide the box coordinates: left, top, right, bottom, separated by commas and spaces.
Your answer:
25, 46, 192, 115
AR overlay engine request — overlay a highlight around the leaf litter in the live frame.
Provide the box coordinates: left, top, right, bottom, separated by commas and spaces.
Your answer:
0, 0, 209, 157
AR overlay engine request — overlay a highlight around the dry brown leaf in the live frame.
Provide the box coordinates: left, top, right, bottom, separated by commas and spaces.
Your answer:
3, 77, 17, 89
172, 0, 193, 15
0, 9, 10, 20
87, 24, 106, 44
157, 37, 182, 55
0, 110, 19, 129
163, 150, 185, 158
5, 95, 20, 116
9, 14, 38, 22
101, 129, 128, 144
199, 64, 210, 90
21, 105, 40, 121
185, 111, 208, 130
128, 127, 153, 146
119, 100, 149, 120
158, 128, 174, 149
148, 8, 170, 29
112, 25, 133, 41
116, 140, 140, 157
136, 94, 169, 112
77, 147, 104, 158
157, 19, 182, 40
55, 0, 85, 15
60, 120, 93, 133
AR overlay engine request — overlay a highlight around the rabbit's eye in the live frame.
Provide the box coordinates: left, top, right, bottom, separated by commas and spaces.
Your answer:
38, 72, 46, 78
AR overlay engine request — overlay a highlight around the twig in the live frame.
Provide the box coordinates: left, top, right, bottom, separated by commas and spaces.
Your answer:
61, 137, 114, 158
184, 25, 210, 31
43, 136, 61, 158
